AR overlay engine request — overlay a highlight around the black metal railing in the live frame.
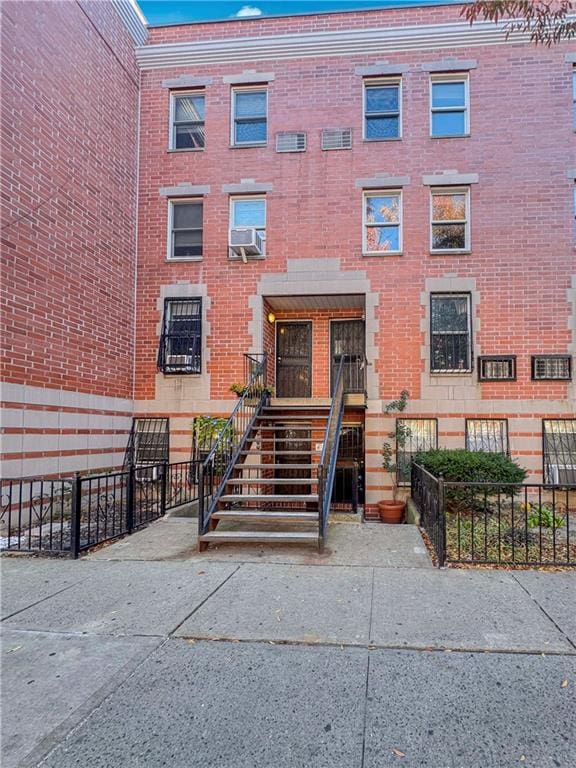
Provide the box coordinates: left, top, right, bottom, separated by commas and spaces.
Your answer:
198, 353, 269, 536
318, 355, 346, 548
1, 460, 201, 558
411, 462, 575, 567
331, 353, 367, 396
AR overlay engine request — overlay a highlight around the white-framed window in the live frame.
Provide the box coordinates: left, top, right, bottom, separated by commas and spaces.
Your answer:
466, 419, 509, 454
430, 187, 470, 252
363, 78, 401, 140
169, 92, 205, 150
430, 74, 469, 137
167, 199, 203, 260
229, 197, 266, 254
430, 293, 473, 373
231, 87, 267, 146
363, 190, 402, 254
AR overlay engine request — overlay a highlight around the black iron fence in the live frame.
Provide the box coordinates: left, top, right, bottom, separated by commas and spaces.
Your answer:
411, 462, 575, 567
1, 460, 200, 558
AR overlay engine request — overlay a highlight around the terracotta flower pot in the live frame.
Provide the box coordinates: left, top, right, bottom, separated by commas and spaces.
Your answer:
377, 500, 406, 524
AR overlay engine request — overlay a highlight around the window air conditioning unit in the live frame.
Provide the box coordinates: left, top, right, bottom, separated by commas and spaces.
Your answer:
229, 228, 263, 262
549, 465, 576, 485
135, 465, 159, 482
165, 354, 194, 370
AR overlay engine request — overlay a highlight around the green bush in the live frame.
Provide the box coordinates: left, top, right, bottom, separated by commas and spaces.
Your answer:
414, 449, 527, 485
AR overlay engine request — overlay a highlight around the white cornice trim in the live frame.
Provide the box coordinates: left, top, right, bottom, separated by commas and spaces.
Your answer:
136, 19, 535, 70
112, 0, 148, 45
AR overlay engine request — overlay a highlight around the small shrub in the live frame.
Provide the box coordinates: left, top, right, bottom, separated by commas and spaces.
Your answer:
526, 504, 565, 529
414, 449, 527, 485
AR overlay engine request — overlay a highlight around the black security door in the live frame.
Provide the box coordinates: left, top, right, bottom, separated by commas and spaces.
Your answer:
330, 320, 365, 395
276, 322, 312, 397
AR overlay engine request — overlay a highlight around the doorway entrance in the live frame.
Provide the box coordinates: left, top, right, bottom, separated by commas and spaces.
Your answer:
276, 321, 312, 397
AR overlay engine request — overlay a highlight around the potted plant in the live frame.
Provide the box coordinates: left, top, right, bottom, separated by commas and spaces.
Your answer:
379, 389, 410, 524
229, 383, 274, 398
229, 382, 246, 397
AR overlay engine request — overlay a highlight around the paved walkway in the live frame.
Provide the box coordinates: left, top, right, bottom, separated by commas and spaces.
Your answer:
1, 519, 575, 768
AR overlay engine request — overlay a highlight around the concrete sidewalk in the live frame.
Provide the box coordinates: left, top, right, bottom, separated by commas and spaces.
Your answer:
1, 521, 575, 768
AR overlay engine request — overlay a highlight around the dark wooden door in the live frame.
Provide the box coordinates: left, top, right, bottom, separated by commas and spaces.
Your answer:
276, 322, 312, 397
330, 320, 365, 395
275, 425, 311, 496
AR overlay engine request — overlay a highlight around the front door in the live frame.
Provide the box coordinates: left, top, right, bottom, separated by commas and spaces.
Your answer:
330, 319, 365, 395
276, 322, 312, 397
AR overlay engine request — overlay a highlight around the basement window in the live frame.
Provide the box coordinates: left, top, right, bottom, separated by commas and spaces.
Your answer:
478, 356, 516, 381
396, 419, 438, 484
531, 355, 572, 381
157, 298, 202, 375
466, 419, 509, 454
543, 419, 576, 485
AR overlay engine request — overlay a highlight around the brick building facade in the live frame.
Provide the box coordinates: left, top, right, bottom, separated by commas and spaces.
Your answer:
1, 2, 575, 512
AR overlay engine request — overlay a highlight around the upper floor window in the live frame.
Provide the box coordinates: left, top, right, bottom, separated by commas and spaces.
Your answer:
363, 191, 402, 255
170, 92, 205, 150
364, 79, 401, 140
430, 74, 469, 137
430, 293, 472, 373
229, 197, 266, 258
157, 298, 202, 375
430, 188, 470, 252
168, 200, 203, 260
573, 69, 575, 129
232, 88, 267, 146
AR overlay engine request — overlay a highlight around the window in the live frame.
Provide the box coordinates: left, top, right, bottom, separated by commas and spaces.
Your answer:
573, 69, 575, 129
531, 355, 572, 381
430, 74, 469, 137
363, 191, 402, 254
170, 92, 205, 150
430, 294, 472, 373
364, 79, 401, 140
168, 200, 203, 260
430, 188, 470, 252
396, 419, 438, 484
229, 197, 266, 256
157, 298, 202, 375
232, 88, 267, 146
466, 419, 509, 454
543, 419, 576, 485
478, 356, 516, 381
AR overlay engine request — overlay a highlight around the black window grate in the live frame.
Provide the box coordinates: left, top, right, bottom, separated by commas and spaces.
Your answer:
478, 356, 516, 381
543, 419, 576, 485
465, 419, 509, 454
397, 418, 438, 484
430, 294, 472, 373
531, 355, 572, 381
158, 298, 202, 375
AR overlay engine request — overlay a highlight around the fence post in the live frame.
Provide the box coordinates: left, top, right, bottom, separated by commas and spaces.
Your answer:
352, 461, 359, 515
126, 464, 135, 534
160, 461, 168, 515
198, 463, 204, 535
437, 474, 446, 567
70, 472, 82, 559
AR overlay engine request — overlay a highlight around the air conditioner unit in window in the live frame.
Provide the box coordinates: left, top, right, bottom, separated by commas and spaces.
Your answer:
135, 465, 159, 482
549, 464, 576, 485
229, 228, 263, 262
165, 354, 194, 370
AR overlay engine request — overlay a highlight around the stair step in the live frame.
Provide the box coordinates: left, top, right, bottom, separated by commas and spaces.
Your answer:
220, 494, 318, 503
248, 437, 317, 442
199, 531, 319, 544
213, 510, 318, 522
226, 477, 316, 485
240, 450, 315, 456
234, 464, 317, 470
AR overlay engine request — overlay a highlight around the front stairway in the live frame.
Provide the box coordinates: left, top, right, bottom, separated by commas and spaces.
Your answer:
198, 405, 330, 550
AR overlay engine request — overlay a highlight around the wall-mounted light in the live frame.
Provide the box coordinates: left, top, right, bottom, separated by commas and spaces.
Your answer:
267, 312, 276, 324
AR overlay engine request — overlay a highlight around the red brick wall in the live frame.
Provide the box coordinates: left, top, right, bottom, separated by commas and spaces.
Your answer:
0, 0, 139, 399
135, 10, 574, 405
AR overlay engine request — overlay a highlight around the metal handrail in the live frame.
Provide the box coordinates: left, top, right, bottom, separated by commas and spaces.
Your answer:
198, 353, 269, 536
318, 354, 347, 549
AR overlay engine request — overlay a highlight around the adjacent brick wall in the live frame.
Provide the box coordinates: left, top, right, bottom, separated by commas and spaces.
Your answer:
0, 0, 140, 477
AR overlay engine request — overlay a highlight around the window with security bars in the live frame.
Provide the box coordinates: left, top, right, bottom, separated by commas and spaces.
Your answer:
466, 419, 508, 454
543, 419, 576, 485
168, 200, 203, 260
396, 419, 438, 484
364, 79, 401, 140
431, 294, 472, 373
478, 356, 516, 381
232, 88, 267, 145
157, 298, 202, 374
531, 355, 572, 381
170, 92, 205, 150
